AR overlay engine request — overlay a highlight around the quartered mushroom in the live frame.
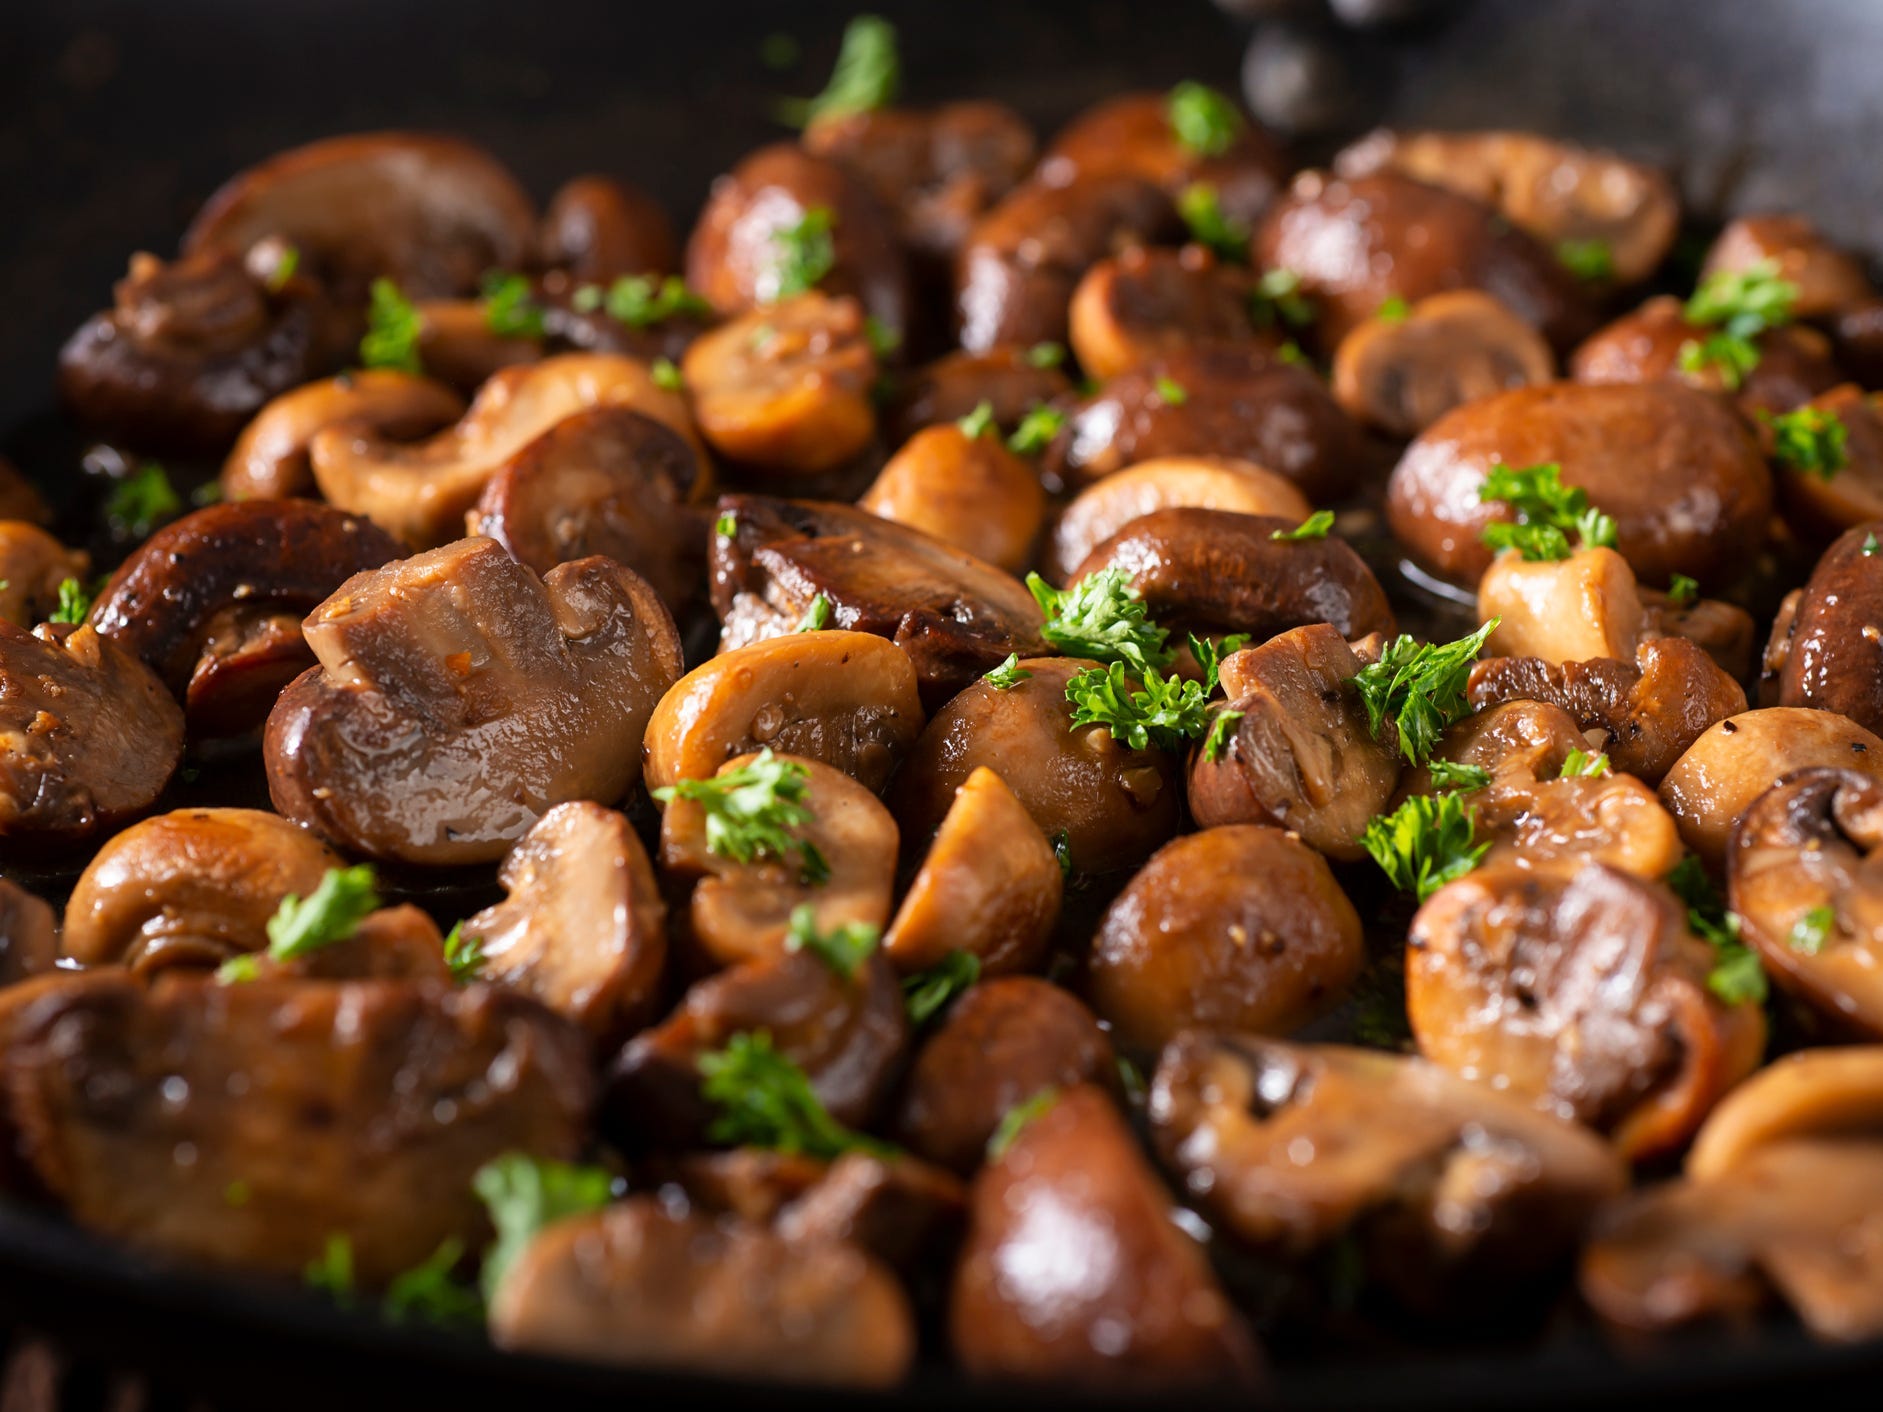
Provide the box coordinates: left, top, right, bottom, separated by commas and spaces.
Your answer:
1088, 824, 1364, 1052
0, 524, 88, 629
884, 345, 1073, 443
461, 802, 667, 1046
857, 421, 1045, 574
540, 175, 679, 282
951, 1083, 1263, 1388
1771, 521, 1883, 736
1148, 1035, 1627, 1312
1067, 245, 1268, 382
221, 370, 465, 502
488, 1199, 914, 1388
265, 538, 682, 866
0, 880, 56, 988
1407, 860, 1764, 1159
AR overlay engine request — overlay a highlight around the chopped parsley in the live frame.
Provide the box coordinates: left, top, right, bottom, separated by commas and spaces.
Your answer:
902, 950, 981, 1026
1667, 856, 1768, 1005
771, 206, 837, 298
219, 865, 381, 982
1177, 181, 1250, 261
480, 271, 545, 339
1667, 573, 1700, 608
988, 1087, 1060, 1160
1678, 260, 1798, 390
983, 653, 1032, 690
1153, 375, 1189, 406
1347, 621, 1497, 767
956, 400, 996, 441
1426, 760, 1492, 792
473, 1154, 614, 1300
1271, 509, 1335, 541
1025, 342, 1067, 369
1250, 267, 1315, 330
1027, 568, 1172, 674
1761, 405, 1850, 480
1202, 708, 1243, 762
1361, 791, 1488, 902
1065, 661, 1212, 752
785, 904, 880, 979
1556, 238, 1615, 283
264, 244, 300, 291
715, 510, 738, 538
1376, 295, 1411, 324
304, 1234, 356, 1303
1788, 904, 1836, 955
1166, 81, 1242, 158
1868, 533, 1881, 558
864, 314, 901, 359
48, 577, 92, 625
360, 277, 424, 374
1478, 461, 1617, 562
383, 1239, 484, 1326
575, 273, 712, 327
1007, 403, 1066, 455
105, 462, 182, 538
796, 593, 833, 632
1188, 630, 1250, 693
442, 923, 485, 984
1559, 747, 1611, 778
651, 748, 829, 885
777, 13, 899, 128
699, 1030, 894, 1159
650, 356, 684, 391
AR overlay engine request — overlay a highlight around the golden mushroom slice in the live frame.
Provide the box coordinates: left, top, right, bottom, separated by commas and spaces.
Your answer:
1689, 1046, 1883, 1181
1066, 245, 1264, 383
222, 370, 466, 503
857, 421, 1045, 575
643, 631, 924, 797
882, 766, 1060, 977
0, 523, 89, 629
309, 353, 698, 548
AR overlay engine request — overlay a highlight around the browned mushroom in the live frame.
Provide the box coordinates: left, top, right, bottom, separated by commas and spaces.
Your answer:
0, 525, 89, 629
0, 881, 56, 988
1769, 385, 1883, 538
540, 175, 678, 282
1770, 522, 1883, 736
1068, 245, 1270, 382
222, 370, 466, 502
2, 972, 590, 1284
488, 1199, 914, 1387
1331, 290, 1556, 437
408, 297, 543, 396
1387, 380, 1772, 589
857, 422, 1044, 574
884, 346, 1073, 443
951, 1083, 1263, 1387
265, 538, 682, 866
238, 903, 452, 984
1702, 214, 1875, 322
1407, 860, 1764, 1159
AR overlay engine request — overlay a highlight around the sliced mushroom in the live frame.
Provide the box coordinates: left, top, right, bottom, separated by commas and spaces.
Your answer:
1701, 214, 1874, 322
889, 657, 1183, 877
222, 370, 465, 502
0, 881, 55, 988
1775, 523, 1883, 736
659, 751, 898, 970
0, 525, 88, 629
710, 495, 1045, 705
1044, 346, 1367, 500
882, 766, 1060, 977
643, 631, 923, 796
1332, 290, 1555, 438
884, 346, 1073, 443
1149, 1035, 1627, 1312
1770, 384, 1883, 538
465, 404, 710, 611
857, 423, 1043, 574
0, 622, 183, 845
952, 1083, 1263, 1387
1387, 380, 1772, 590
681, 293, 878, 476
1068, 245, 1268, 382
1662, 709, 1883, 872
1408, 861, 1763, 1159
461, 801, 666, 1046
1689, 1046, 1883, 1181
540, 175, 678, 282
265, 538, 681, 865
309, 352, 698, 549
3, 972, 590, 1284
489, 1199, 913, 1388
1186, 624, 1401, 858
183, 132, 537, 301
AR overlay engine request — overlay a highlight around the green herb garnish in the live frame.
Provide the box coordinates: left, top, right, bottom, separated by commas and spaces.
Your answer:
1202, 708, 1243, 762
304, 1234, 356, 1303
771, 206, 837, 298
473, 1153, 614, 1300
1789, 904, 1836, 955
902, 950, 981, 1026
1478, 461, 1617, 562
715, 510, 738, 538
864, 314, 901, 359
796, 593, 833, 632
1376, 295, 1411, 323
650, 356, 684, 391
219, 865, 380, 982
699, 1030, 894, 1159
1559, 747, 1611, 778
956, 400, 996, 441
1007, 403, 1065, 455
1250, 268, 1314, 330
1678, 260, 1797, 391
1761, 405, 1850, 480
1177, 181, 1250, 261
384, 1239, 484, 1326
1348, 621, 1497, 767
785, 903, 879, 979
590, 273, 711, 328
1025, 342, 1066, 369
1065, 661, 1212, 752
1556, 238, 1615, 283
1426, 760, 1492, 792
988, 1087, 1060, 1160
265, 244, 300, 291
984, 653, 1032, 690
1361, 792, 1488, 902
360, 277, 424, 373
48, 577, 91, 625
1166, 81, 1242, 158
1667, 573, 1700, 608
442, 923, 485, 984
1027, 568, 1172, 673
1271, 509, 1335, 542
778, 14, 899, 128
1153, 376, 1189, 406
481, 271, 545, 339
651, 748, 829, 885
105, 462, 182, 538
1667, 855, 1768, 1005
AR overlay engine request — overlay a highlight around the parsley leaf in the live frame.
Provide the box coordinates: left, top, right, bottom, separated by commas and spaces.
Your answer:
1271, 509, 1335, 542
864, 314, 901, 359
1666, 855, 1768, 1005
1249, 268, 1315, 330
1187, 630, 1250, 693
988, 1087, 1059, 1160
1361, 791, 1488, 902
1025, 342, 1066, 369
48, 577, 92, 625
785, 903, 880, 979
384, 1239, 483, 1326
442, 922, 485, 984
1202, 708, 1243, 762
1426, 760, 1492, 792
1556, 238, 1615, 283
1065, 661, 1212, 752
699, 1030, 894, 1159
1478, 461, 1617, 562
480, 271, 545, 339
984, 653, 1032, 690
105, 462, 182, 538
304, 1234, 355, 1303
777, 14, 899, 128
1027, 568, 1172, 673
771, 206, 837, 298
1177, 181, 1250, 261
473, 1153, 615, 1300
1789, 904, 1836, 955
1559, 747, 1611, 778
1007, 403, 1065, 455
264, 243, 301, 291
651, 748, 829, 885
650, 356, 684, 391
219, 865, 380, 982
1376, 294, 1411, 323
1868, 533, 1882, 558
1678, 260, 1798, 391
902, 950, 981, 1026
1667, 573, 1700, 607
715, 510, 738, 538
796, 593, 833, 631
1761, 405, 1850, 480
1166, 81, 1242, 158
1153, 375, 1189, 406
360, 277, 424, 373
956, 400, 996, 441
1347, 621, 1497, 767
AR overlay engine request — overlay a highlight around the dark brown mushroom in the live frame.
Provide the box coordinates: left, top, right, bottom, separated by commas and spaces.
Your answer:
1068, 245, 1269, 382
1768, 384, 1883, 538
0, 525, 89, 629
221, 370, 466, 503
540, 175, 678, 282
1702, 214, 1875, 322
857, 422, 1044, 574
1765, 523, 1883, 735
884, 346, 1073, 444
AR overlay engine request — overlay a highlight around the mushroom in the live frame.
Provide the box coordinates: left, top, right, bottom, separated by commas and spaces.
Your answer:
1661, 709, 1883, 872
1042, 347, 1367, 501
1254, 171, 1591, 352
888, 657, 1183, 877
221, 370, 466, 502
857, 421, 1044, 574
61, 807, 342, 972
240, 903, 452, 983
1478, 545, 1643, 664
1701, 214, 1874, 322
308, 352, 699, 549
642, 631, 924, 796
540, 175, 678, 282
1087, 824, 1364, 1052
183, 132, 538, 302
2, 972, 590, 1284
1185, 624, 1401, 858
460, 802, 667, 1046
709, 495, 1046, 706
1387, 380, 1773, 590
951, 1083, 1263, 1388
681, 293, 878, 476
0, 881, 56, 988
884, 346, 1073, 444
488, 1199, 914, 1388
265, 538, 682, 866
1044, 456, 1311, 584
0, 524, 89, 629
0, 621, 183, 845
1067, 245, 1269, 382
882, 766, 1061, 977
659, 751, 898, 970
87, 501, 402, 737
409, 297, 543, 396
1148, 1035, 1627, 1313
465, 405, 711, 612
1773, 523, 1883, 737
1407, 860, 1764, 1159
893, 977, 1114, 1174
1331, 290, 1556, 438
1769, 385, 1883, 538
1334, 129, 1681, 288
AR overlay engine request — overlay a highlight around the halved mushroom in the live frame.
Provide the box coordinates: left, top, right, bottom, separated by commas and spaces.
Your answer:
882, 766, 1060, 977
1467, 636, 1747, 784
1186, 624, 1400, 859
1334, 129, 1681, 287
265, 538, 682, 865
1068, 245, 1268, 382
1773, 521, 1883, 738
488, 1199, 913, 1388
540, 175, 678, 282
1769, 385, 1883, 538
1149, 1035, 1627, 1312
309, 353, 698, 549
222, 370, 466, 502
952, 1083, 1263, 1387
884, 346, 1073, 444
61, 807, 342, 972
88, 501, 402, 737
1662, 709, 1883, 872
0, 881, 55, 988
681, 293, 877, 476
1479, 545, 1643, 664
183, 132, 538, 302
709, 495, 1046, 705
0, 524, 88, 629
461, 801, 666, 1045
659, 751, 898, 970
1701, 214, 1874, 322
465, 404, 710, 611
0, 621, 183, 845
1043, 347, 1367, 501
1332, 290, 1555, 438
1408, 861, 1764, 1159
893, 976, 1115, 1175
643, 631, 924, 796
857, 423, 1043, 574
889, 657, 1183, 877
